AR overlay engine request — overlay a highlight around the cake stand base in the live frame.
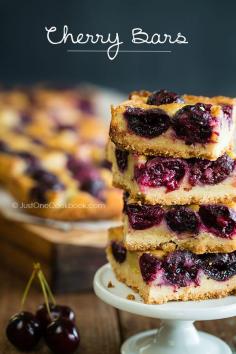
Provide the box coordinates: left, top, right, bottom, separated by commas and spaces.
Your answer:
94, 264, 236, 354
121, 323, 231, 354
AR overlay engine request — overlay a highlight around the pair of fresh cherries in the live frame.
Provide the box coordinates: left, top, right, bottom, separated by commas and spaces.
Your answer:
6, 265, 80, 354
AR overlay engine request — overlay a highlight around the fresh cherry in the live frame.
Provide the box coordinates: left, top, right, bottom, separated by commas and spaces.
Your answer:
36, 303, 76, 332
6, 311, 42, 351
146, 89, 183, 105
45, 318, 80, 354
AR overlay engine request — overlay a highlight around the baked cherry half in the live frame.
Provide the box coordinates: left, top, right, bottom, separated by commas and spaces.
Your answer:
134, 157, 187, 192
189, 153, 235, 186
146, 89, 183, 106
140, 249, 236, 287
125, 203, 164, 230
199, 205, 236, 238
67, 156, 105, 200
124, 106, 170, 138
165, 206, 200, 234
200, 252, 236, 281
0, 140, 12, 153
172, 103, 215, 144
222, 104, 233, 122
115, 148, 129, 172
111, 241, 127, 263
163, 251, 200, 287
139, 253, 162, 283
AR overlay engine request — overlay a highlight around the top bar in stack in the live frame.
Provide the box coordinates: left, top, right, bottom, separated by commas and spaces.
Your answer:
110, 90, 236, 160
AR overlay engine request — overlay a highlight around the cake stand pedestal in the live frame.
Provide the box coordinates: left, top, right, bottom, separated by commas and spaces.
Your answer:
93, 264, 236, 354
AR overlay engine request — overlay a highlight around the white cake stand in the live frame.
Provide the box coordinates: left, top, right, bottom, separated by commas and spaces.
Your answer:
93, 264, 236, 354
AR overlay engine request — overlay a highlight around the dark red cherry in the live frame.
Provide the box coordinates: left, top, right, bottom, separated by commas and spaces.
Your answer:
20, 112, 32, 125
56, 123, 75, 131
111, 241, 127, 263
163, 251, 200, 287
0, 140, 12, 153
165, 206, 199, 233
172, 103, 215, 144
199, 205, 236, 238
30, 185, 48, 204
124, 107, 170, 138
139, 253, 162, 283
134, 157, 186, 191
125, 203, 164, 230
45, 318, 80, 354
6, 311, 42, 351
67, 156, 99, 182
100, 159, 112, 170
200, 252, 236, 281
30, 169, 65, 191
36, 303, 76, 331
189, 154, 235, 186
80, 179, 105, 200
67, 155, 105, 198
147, 89, 183, 106
222, 104, 233, 121
115, 148, 129, 172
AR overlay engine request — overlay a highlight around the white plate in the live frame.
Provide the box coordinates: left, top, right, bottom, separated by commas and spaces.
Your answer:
94, 263, 236, 321
94, 264, 235, 354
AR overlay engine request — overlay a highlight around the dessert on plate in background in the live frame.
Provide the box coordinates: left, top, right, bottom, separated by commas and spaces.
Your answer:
0, 86, 122, 220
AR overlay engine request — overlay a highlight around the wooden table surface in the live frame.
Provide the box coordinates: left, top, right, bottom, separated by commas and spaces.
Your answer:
1, 269, 236, 354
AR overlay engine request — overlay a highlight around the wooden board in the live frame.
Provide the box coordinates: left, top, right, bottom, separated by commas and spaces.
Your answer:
0, 215, 107, 293
0, 268, 235, 354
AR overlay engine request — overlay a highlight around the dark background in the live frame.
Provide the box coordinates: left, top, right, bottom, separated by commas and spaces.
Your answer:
0, 0, 236, 96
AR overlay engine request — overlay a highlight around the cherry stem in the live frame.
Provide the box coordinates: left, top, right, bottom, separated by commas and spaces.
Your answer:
40, 271, 56, 305
20, 262, 56, 320
20, 263, 40, 310
38, 271, 52, 320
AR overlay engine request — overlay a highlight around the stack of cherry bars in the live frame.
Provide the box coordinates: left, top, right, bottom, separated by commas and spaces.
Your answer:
106, 89, 236, 304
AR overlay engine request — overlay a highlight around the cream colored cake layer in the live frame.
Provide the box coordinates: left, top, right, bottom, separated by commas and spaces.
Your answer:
109, 143, 236, 205
123, 215, 236, 254
110, 93, 236, 160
